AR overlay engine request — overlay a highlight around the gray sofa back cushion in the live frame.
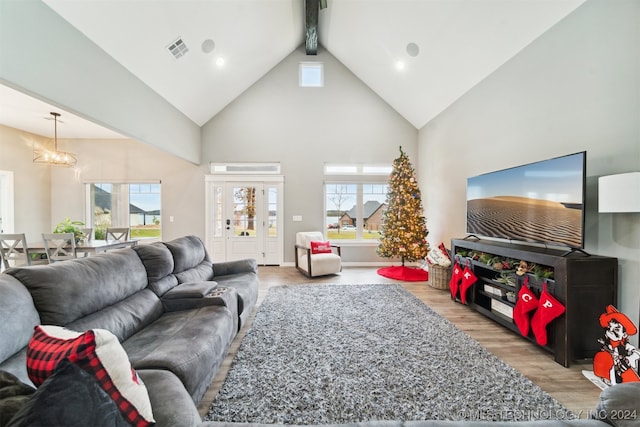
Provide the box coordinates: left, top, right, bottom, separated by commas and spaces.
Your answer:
65, 289, 164, 342
164, 236, 214, 284
0, 274, 39, 364
134, 242, 178, 296
6, 249, 152, 327
165, 236, 213, 276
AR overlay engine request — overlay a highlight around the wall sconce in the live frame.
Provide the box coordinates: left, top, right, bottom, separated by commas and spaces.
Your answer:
598, 172, 640, 213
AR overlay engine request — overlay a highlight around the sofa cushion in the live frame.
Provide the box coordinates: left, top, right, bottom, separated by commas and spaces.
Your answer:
134, 242, 175, 280
134, 242, 179, 296
137, 369, 202, 427
65, 289, 164, 343
0, 275, 39, 365
165, 235, 212, 274
594, 382, 640, 427
26, 325, 154, 426
123, 305, 235, 403
163, 281, 218, 299
6, 249, 149, 326
7, 360, 129, 427
213, 270, 259, 329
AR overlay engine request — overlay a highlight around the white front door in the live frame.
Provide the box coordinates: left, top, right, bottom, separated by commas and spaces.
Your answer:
205, 176, 283, 265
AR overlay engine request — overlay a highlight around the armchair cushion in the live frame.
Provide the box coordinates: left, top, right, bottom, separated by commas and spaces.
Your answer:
310, 241, 332, 254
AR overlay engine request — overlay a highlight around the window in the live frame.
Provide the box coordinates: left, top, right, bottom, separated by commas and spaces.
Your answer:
85, 182, 161, 240
324, 163, 390, 241
299, 62, 324, 87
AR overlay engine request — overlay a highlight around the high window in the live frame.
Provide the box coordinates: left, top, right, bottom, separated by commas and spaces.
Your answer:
85, 182, 161, 240
324, 164, 391, 241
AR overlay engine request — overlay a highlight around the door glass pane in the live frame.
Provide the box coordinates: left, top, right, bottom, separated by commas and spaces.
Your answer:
233, 186, 257, 237
268, 187, 277, 237
214, 186, 223, 237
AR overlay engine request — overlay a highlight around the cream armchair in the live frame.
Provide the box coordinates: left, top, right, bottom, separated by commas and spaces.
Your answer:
295, 231, 342, 277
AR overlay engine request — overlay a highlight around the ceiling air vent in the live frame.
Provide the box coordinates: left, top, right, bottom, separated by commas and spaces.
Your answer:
167, 37, 189, 59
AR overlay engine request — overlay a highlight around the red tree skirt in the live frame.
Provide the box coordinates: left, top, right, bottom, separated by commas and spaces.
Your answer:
377, 266, 428, 282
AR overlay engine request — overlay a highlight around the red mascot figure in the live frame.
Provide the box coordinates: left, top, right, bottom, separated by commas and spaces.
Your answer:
593, 305, 640, 386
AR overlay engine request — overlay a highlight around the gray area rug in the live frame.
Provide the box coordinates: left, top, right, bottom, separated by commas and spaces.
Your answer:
204, 284, 574, 423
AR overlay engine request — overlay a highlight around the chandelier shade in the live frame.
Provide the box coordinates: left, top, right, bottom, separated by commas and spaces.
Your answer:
33, 112, 77, 167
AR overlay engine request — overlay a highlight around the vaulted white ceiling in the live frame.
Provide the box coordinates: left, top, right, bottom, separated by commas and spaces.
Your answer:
0, 0, 585, 139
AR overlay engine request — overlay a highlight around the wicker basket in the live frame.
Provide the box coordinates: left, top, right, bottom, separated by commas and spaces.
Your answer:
428, 264, 451, 290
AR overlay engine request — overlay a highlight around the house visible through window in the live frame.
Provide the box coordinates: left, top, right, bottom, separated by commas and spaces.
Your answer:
324, 164, 391, 241
85, 182, 161, 240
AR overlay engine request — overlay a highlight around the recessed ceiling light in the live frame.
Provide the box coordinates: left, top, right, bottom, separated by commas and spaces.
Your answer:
395, 61, 406, 71
201, 39, 215, 54
215, 57, 225, 68
406, 42, 419, 57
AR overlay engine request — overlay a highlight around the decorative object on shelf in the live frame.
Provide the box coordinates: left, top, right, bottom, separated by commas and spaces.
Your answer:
598, 172, 640, 213
53, 218, 85, 244
33, 112, 77, 167
530, 282, 565, 346
592, 305, 640, 386
376, 146, 429, 282
516, 260, 530, 276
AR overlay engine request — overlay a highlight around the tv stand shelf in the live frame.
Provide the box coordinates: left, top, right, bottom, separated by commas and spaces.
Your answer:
451, 238, 618, 367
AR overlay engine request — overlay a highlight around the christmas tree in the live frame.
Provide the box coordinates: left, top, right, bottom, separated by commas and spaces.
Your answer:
377, 146, 429, 267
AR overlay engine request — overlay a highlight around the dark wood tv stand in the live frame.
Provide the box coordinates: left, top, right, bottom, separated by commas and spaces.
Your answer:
450, 238, 618, 367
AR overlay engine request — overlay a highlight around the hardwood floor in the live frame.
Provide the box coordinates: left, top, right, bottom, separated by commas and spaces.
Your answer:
197, 266, 601, 419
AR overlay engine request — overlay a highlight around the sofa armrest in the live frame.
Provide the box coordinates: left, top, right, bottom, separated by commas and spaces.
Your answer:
594, 382, 640, 427
212, 258, 258, 277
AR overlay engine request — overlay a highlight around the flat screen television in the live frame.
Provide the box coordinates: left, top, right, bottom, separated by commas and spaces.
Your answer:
466, 151, 586, 249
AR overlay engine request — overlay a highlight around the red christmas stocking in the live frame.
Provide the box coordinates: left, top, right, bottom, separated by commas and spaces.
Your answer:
458, 264, 478, 305
530, 283, 565, 346
513, 277, 539, 337
449, 261, 463, 300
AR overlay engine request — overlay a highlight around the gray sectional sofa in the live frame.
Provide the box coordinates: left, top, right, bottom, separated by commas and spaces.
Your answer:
0, 235, 258, 427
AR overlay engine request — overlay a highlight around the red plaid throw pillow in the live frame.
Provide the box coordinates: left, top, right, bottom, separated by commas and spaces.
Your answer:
310, 241, 332, 254
27, 325, 155, 427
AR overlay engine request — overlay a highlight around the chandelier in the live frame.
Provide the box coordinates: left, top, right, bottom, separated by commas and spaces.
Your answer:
33, 112, 77, 167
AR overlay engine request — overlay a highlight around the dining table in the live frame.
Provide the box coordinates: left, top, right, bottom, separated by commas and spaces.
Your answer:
27, 239, 138, 257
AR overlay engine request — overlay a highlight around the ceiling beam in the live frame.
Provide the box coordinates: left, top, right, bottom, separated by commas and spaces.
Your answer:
305, 0, 318, 55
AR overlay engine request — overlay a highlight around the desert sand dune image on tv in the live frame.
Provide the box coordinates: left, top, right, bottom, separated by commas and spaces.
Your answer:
465, 152, 586, 249
466, 196, 582, 248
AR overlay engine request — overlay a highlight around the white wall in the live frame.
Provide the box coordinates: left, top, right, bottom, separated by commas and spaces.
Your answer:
201, 45, 418, 263
418, 0, 640, 342
0, 126, 51, 242
49, 138, 205, 242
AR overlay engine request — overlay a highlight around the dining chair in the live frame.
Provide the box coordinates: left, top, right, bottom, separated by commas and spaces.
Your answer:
80, 227, 93, 242
42, 233, 77, 263
0, 233, 32, 269
106, 227, 130, 242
